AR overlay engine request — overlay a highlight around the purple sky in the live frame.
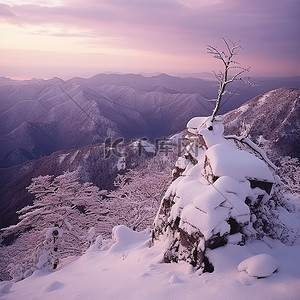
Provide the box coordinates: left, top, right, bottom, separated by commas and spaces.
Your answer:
0, 0, 299, 79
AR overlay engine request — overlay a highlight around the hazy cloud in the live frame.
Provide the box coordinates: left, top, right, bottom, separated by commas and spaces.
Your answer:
0, 4, 16, 17
0, 0, 299, 77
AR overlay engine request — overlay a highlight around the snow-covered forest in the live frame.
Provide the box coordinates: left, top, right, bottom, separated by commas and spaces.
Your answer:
0, 157, 173, 280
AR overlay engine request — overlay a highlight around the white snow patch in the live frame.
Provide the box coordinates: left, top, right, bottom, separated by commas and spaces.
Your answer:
227, 233, 243, 245
206, 143, 274, 182
141, 140, 156, 153
187, 117, 227, 148
257, 135, 268, 146
169, 132, 185, 145
68, 150, 79, 164
87, 227, 96, 244
83, 150, 90, 160
57, 154, 68, 164
175, 157, 188, 169
86, 235, 103, 253
236, 103, 249, 113
44, 280, 65, 293
108, 225, 149, 255
168, 274, 182, 284
180, 203, 230, 238
130, 139, 156, 153
257, 91, 272, 107
167, 169, 252, 239
187, 116, 211, 135
238, 253, 279, 278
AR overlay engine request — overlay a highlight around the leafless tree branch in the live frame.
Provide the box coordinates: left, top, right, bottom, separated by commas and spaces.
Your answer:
207, 38, 253, 121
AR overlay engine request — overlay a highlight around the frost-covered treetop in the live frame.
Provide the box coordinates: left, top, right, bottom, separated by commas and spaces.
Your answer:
187, 116, 274, 183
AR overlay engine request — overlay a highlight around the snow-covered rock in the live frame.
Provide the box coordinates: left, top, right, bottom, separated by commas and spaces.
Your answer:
109, 225, 149, 255
206, 143, 274, 182
152, 115, 279, 272
238, 253, 279, 278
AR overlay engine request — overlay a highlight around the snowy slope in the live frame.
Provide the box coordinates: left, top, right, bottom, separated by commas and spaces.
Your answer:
223, 88, 300, 159
1, 226, 300, 300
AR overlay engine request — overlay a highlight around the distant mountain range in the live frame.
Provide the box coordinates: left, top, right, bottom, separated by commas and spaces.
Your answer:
1, 73, 300, 168
0, 74, 213, 168
0, 73, 299, 230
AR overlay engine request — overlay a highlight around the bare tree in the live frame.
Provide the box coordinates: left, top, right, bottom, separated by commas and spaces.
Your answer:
207, 38, 252, 121
206, 38, 276, 169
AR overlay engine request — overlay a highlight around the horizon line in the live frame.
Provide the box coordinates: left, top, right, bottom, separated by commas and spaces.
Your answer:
2, 72, 300, 82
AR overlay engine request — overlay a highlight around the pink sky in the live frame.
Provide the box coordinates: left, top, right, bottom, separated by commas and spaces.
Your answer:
0, 0, 299, 79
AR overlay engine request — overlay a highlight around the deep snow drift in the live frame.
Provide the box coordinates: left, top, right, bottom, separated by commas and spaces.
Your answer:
1, 225, 300, 300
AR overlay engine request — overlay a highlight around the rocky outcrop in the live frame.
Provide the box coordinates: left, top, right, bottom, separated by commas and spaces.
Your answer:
152, 117, 275, 272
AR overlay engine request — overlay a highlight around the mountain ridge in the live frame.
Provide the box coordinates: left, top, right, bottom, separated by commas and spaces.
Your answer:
1, 73, 300, 168
223, 87, 300, 159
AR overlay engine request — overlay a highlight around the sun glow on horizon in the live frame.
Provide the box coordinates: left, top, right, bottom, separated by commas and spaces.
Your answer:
2, 23, 99, 53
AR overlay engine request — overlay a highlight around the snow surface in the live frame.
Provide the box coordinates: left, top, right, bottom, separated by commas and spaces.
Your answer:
238, 253, 278, 278
57, 154, 68, 164
257, 91, 272, 107
236, 103, 249, 114
186, 116, 274, 182
2, 226, 300, 300
175, 156, 188, 169
206, 143, 274, 182
69, 150, 79, 164
186, 116, 211, 135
